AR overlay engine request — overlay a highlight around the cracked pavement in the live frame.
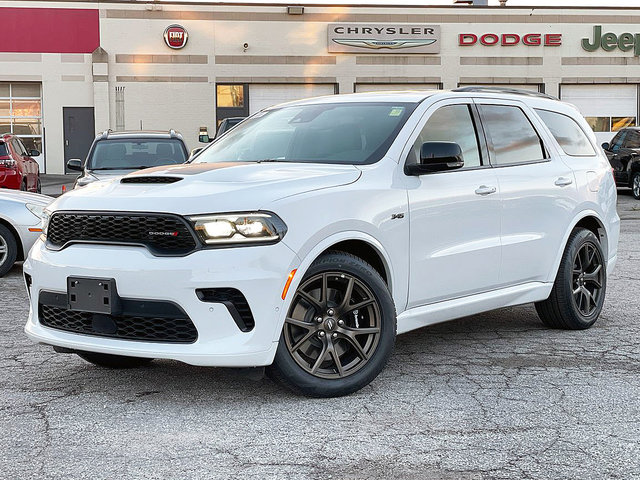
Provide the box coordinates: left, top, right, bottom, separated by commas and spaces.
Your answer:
1, 192, 639, 479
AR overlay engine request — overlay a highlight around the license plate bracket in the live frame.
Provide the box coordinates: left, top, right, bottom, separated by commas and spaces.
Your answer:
67, 277, 119, 315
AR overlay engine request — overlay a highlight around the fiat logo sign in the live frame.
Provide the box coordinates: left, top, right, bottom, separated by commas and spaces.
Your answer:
164, 25, 188, 49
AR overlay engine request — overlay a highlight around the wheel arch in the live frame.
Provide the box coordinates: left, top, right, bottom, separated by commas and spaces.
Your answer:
549, 211, 608, 283
0, 217, 24, 261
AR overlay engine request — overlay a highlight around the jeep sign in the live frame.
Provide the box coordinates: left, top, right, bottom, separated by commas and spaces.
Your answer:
164, 24, 188, 49
582, 25, 640, 56
328, 24, 440, 54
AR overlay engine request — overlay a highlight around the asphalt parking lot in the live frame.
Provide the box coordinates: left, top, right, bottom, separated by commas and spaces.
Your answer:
1, 192, 639, 480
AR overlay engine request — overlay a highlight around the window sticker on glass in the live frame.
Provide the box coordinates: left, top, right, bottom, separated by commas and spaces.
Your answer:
389, 107, 405, 117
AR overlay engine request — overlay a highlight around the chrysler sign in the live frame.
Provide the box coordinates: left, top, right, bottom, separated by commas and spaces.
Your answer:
328, 24, 440, 54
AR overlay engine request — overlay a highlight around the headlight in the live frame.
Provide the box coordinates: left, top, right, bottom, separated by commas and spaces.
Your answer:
41, 208, 52, 237
25, 203, 45, 219
189, 212, 287, 246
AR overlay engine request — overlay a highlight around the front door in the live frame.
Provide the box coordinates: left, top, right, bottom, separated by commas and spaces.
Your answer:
63, 107, 95, 173
405, 99, 502, 308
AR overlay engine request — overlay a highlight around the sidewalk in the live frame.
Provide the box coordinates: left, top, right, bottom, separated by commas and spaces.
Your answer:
41, 174, 77, 197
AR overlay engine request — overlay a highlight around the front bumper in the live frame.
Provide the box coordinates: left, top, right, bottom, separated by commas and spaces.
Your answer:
24, 239, 299, 366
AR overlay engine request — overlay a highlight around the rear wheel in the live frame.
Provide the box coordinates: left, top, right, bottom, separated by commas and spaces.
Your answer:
0, 224, 18, 277
19, 179, 27, 192
535, 228, 606, 330
267, 251, 396, 397
77, 352, 154, 369
36, 177, 42, 194
632, 172, 640, 200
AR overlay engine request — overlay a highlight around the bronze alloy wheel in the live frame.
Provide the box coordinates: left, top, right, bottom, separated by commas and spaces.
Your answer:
571, 241, 605, 317
283, 271, 381, 379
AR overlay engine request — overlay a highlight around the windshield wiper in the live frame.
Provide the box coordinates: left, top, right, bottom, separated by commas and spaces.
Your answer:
254, 159, 286, 163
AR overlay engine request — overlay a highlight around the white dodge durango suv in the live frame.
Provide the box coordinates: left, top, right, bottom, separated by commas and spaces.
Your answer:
24, 89, 620, 397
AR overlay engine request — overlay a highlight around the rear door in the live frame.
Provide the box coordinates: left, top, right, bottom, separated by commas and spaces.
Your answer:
404, 98, 502, 308
475, 99, 577, 286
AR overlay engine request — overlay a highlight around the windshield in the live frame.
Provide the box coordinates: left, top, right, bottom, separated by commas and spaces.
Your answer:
195, 102, 417, 165
88, 139, 187, 170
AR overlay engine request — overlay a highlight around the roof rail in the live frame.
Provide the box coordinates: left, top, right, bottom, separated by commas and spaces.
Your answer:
169, 129, 177, 138
98, 129, 112, 140
452, 86, 558, 100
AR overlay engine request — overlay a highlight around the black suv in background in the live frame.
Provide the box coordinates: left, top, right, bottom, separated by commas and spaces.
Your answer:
67, 130, 188, 189
602, 127, 640, 199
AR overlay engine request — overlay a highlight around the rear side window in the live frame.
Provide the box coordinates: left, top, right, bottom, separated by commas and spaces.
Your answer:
0, 142, 7, 157
535, 109, 596, 156
622, 129, 640, 149
478, 105, 546, 166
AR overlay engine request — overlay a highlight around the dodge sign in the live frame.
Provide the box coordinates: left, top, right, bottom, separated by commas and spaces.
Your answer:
328, 24, 440, 54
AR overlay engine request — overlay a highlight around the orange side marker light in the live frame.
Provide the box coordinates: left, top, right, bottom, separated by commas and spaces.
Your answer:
281, 269, 297, 300
28, 228, 42, 232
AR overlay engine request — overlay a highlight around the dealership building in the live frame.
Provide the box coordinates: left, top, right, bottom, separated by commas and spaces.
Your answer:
2, 1, 640, 173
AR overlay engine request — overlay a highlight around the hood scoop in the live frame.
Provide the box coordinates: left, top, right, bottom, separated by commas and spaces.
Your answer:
120, 176, 183, 185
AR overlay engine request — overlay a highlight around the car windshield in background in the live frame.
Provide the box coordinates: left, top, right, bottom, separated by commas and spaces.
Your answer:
194, 102, 417, 165
88, 139, 187, 170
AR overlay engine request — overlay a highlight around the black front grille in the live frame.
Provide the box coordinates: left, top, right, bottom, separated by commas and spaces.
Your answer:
39, 304, 198, 343
47, 212, 198, 255
121, 176, 182, 184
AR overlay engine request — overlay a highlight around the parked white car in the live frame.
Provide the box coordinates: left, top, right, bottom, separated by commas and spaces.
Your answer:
24, 89, 619, 397
0, 190, 52, 277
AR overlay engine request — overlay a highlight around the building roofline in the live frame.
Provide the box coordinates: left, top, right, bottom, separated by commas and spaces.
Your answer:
12, 0, 640, 11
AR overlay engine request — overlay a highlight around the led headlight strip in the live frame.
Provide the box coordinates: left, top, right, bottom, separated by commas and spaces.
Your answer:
189, 212, 287, 246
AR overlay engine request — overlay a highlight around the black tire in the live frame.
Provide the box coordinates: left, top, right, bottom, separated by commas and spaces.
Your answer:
0, 223, 18, 277
19, 179, 27, 192
631, 172, 640, 200
77, 352, 154, 369
267, 251, 396, 397
36, 177, 42, 194
535, 228, 606, 330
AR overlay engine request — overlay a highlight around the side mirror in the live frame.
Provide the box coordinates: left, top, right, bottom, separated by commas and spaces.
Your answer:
66, 158, 83, 172
601, 142, 610, 151
406, 142, 464, 175
29, 149, 40, 157
199, 134, 211, 143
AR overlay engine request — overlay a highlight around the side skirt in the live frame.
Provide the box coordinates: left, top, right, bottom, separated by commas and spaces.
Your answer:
397, 282, 553, 335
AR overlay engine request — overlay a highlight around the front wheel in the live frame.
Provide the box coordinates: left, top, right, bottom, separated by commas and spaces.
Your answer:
0, 224, 18, 277
535, 228, 606, 330
267, 251, 396, 397
631, 172, 640, 200
77, 352, 154, 369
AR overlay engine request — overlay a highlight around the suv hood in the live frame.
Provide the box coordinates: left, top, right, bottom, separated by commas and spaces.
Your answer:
52, 162, 362, 214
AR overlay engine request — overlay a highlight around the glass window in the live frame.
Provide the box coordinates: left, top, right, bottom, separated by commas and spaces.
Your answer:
12, 119, 41, 136
610, 130, 627, 152
88, 139, 187, 170
408, 104, 481, 169
622, 129, 640, 149
194, 102, 417, 166
0, 83, 9, 97
20, 137, 41, 154
11, 100, 40, 117
216, 85, 244, 108
11, 83, 40, 98
0, 100, 9, 118
585, 117, 610, 132
612, 117, 636, 132
0, 142, 7, 156
11, 138, 26, 156
535, 109, 596, 156
479, 105, 545, 165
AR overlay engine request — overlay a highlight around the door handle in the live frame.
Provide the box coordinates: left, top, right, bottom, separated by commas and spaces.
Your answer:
554, 177, 573, 187
475, 185, 496, 196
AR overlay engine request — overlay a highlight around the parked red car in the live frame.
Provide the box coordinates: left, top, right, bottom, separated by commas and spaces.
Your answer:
0, 133, 41, 193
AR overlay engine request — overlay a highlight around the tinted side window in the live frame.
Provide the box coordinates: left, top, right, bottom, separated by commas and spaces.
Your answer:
11, 139, 25, 156
622, 129, 640, 149
610, 131, 627, 151
0, 142, 7, 157
479, 105, 545, 166
409, 104, 481, 169
535, 109, 596, 156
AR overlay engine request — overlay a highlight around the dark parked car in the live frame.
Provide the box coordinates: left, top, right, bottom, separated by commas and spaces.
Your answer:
602, 127, 640, 199
67, 130, 189, 188
0, 133, 41, 193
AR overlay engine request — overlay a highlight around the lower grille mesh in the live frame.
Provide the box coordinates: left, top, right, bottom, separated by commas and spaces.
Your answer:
39, 304, 198, 343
